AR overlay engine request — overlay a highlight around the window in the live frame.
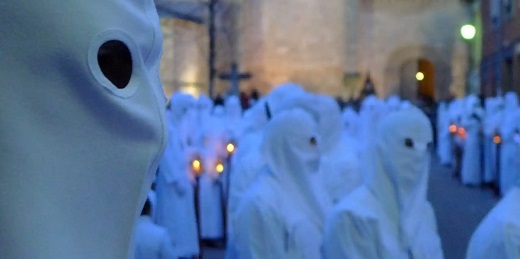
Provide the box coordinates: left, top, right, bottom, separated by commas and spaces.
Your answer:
491, 0, 500, 28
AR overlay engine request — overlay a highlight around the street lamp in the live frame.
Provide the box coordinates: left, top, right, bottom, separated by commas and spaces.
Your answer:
460, 23, 476, 94
460, 24, 476, 40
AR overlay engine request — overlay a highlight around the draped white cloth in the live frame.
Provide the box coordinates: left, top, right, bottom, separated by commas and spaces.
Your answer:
155, 94, 199, 257
0, 1, 167, 258
198, 106, 228, 240
134, 216, 177, 259
322, 108, 444, 259
233, 109, 325, 259
437, 102, 452, 165
467, 187, 520, 259
483, 97, 503, 183
499, 92, 520, 196
460, 95, 484, 185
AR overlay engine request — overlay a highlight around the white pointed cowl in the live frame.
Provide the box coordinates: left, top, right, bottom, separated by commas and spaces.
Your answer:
322, 108, 444, 259
0, 1, 167, 258
467, 112, 520, 259
233, 109, 326, 259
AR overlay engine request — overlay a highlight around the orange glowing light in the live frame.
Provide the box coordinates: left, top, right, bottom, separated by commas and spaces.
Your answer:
493, 135, 501, 144
449, 124, 457, 133
457, 127, 467, 139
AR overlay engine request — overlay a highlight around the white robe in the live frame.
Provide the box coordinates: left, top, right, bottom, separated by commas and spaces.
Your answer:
460, 96, 483, 186
0, 1, 167, 258
198, 108, 228, 240
437, 102, 452, 165
309, 95, 361, 206
483, 98, 503, 183
499, 93, 520, 196
322, 108, 444, 259
134, 216, 176, 259
233, 109, 325, 259
467, 187, 520, 259
155, 100, 199, 257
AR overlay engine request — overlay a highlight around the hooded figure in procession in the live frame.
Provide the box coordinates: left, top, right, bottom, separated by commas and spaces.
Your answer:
277, 94, 362, 207
198, 105, 228, 241
498, 92, 520, 196
226, 83, 308, 258
0, 1, 168, 258
437, 101, 453, 166
226, 98, 270, 258
232, 108, 326, 259
467, 111, 520, 259
460, 95, 484, 186
322, 108, 443, 259
482, 97, 504, 186
155, 93, 199, 258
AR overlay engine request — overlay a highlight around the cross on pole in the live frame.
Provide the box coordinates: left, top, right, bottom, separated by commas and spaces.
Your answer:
219, 63, 252, 96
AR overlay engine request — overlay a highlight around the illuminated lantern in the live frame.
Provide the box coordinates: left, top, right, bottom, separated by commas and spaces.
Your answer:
493, 134, 501, 144
457, 127, 467, 139
191, 158, 203, 176
216, 161, 225, 174
226, 142, 236, 154
449, 124, 457, 134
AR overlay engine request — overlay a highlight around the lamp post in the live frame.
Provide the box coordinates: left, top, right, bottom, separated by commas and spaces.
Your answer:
461, 23, 476, 94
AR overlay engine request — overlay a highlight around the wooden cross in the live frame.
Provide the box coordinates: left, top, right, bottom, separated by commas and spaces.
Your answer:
219, 63, 252, 96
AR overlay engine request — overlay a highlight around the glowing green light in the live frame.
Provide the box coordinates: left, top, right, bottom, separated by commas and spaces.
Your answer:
460, 24, 476, 40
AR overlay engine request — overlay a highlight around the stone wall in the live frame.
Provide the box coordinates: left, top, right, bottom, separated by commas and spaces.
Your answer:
159, 18, 208, 99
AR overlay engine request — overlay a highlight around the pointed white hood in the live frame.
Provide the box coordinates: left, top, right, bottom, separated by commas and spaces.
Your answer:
261, 108, 326, 229
0, 1, 167, 258
366, 108, 433, 247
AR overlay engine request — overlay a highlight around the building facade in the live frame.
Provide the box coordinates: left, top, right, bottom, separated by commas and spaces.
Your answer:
481, 0, 520, 97
157, 0, 474, 101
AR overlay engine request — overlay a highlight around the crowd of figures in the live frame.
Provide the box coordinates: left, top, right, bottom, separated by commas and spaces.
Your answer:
437, 92, 520, 259
134, 83, 520, 259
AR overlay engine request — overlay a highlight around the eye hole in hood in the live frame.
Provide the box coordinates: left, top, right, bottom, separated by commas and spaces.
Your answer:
97, 40, 132, 89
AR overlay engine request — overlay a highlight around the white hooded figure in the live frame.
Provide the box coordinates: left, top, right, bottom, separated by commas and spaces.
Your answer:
460, 95, 484, 186
155, 93, 199, 258
0, 1, 167, 258
267, 82, 307, 114
437, 101, 453, 165
342, 107, 362, 154
448, 98, 466, 160
134, 200, 176, 259
322, 108, 444, 259
232, 109, 324, 259
232, 108, 326, 259
228, 84, 307, 222
281, 94, 361, 206
198, 105, 228, 241
226, 99, 269, 219
482, 97, 503, 184
467, 113, 520, 259
358, 95, 385, 149
225, 95, 244, 140
499, 92, 520, 196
